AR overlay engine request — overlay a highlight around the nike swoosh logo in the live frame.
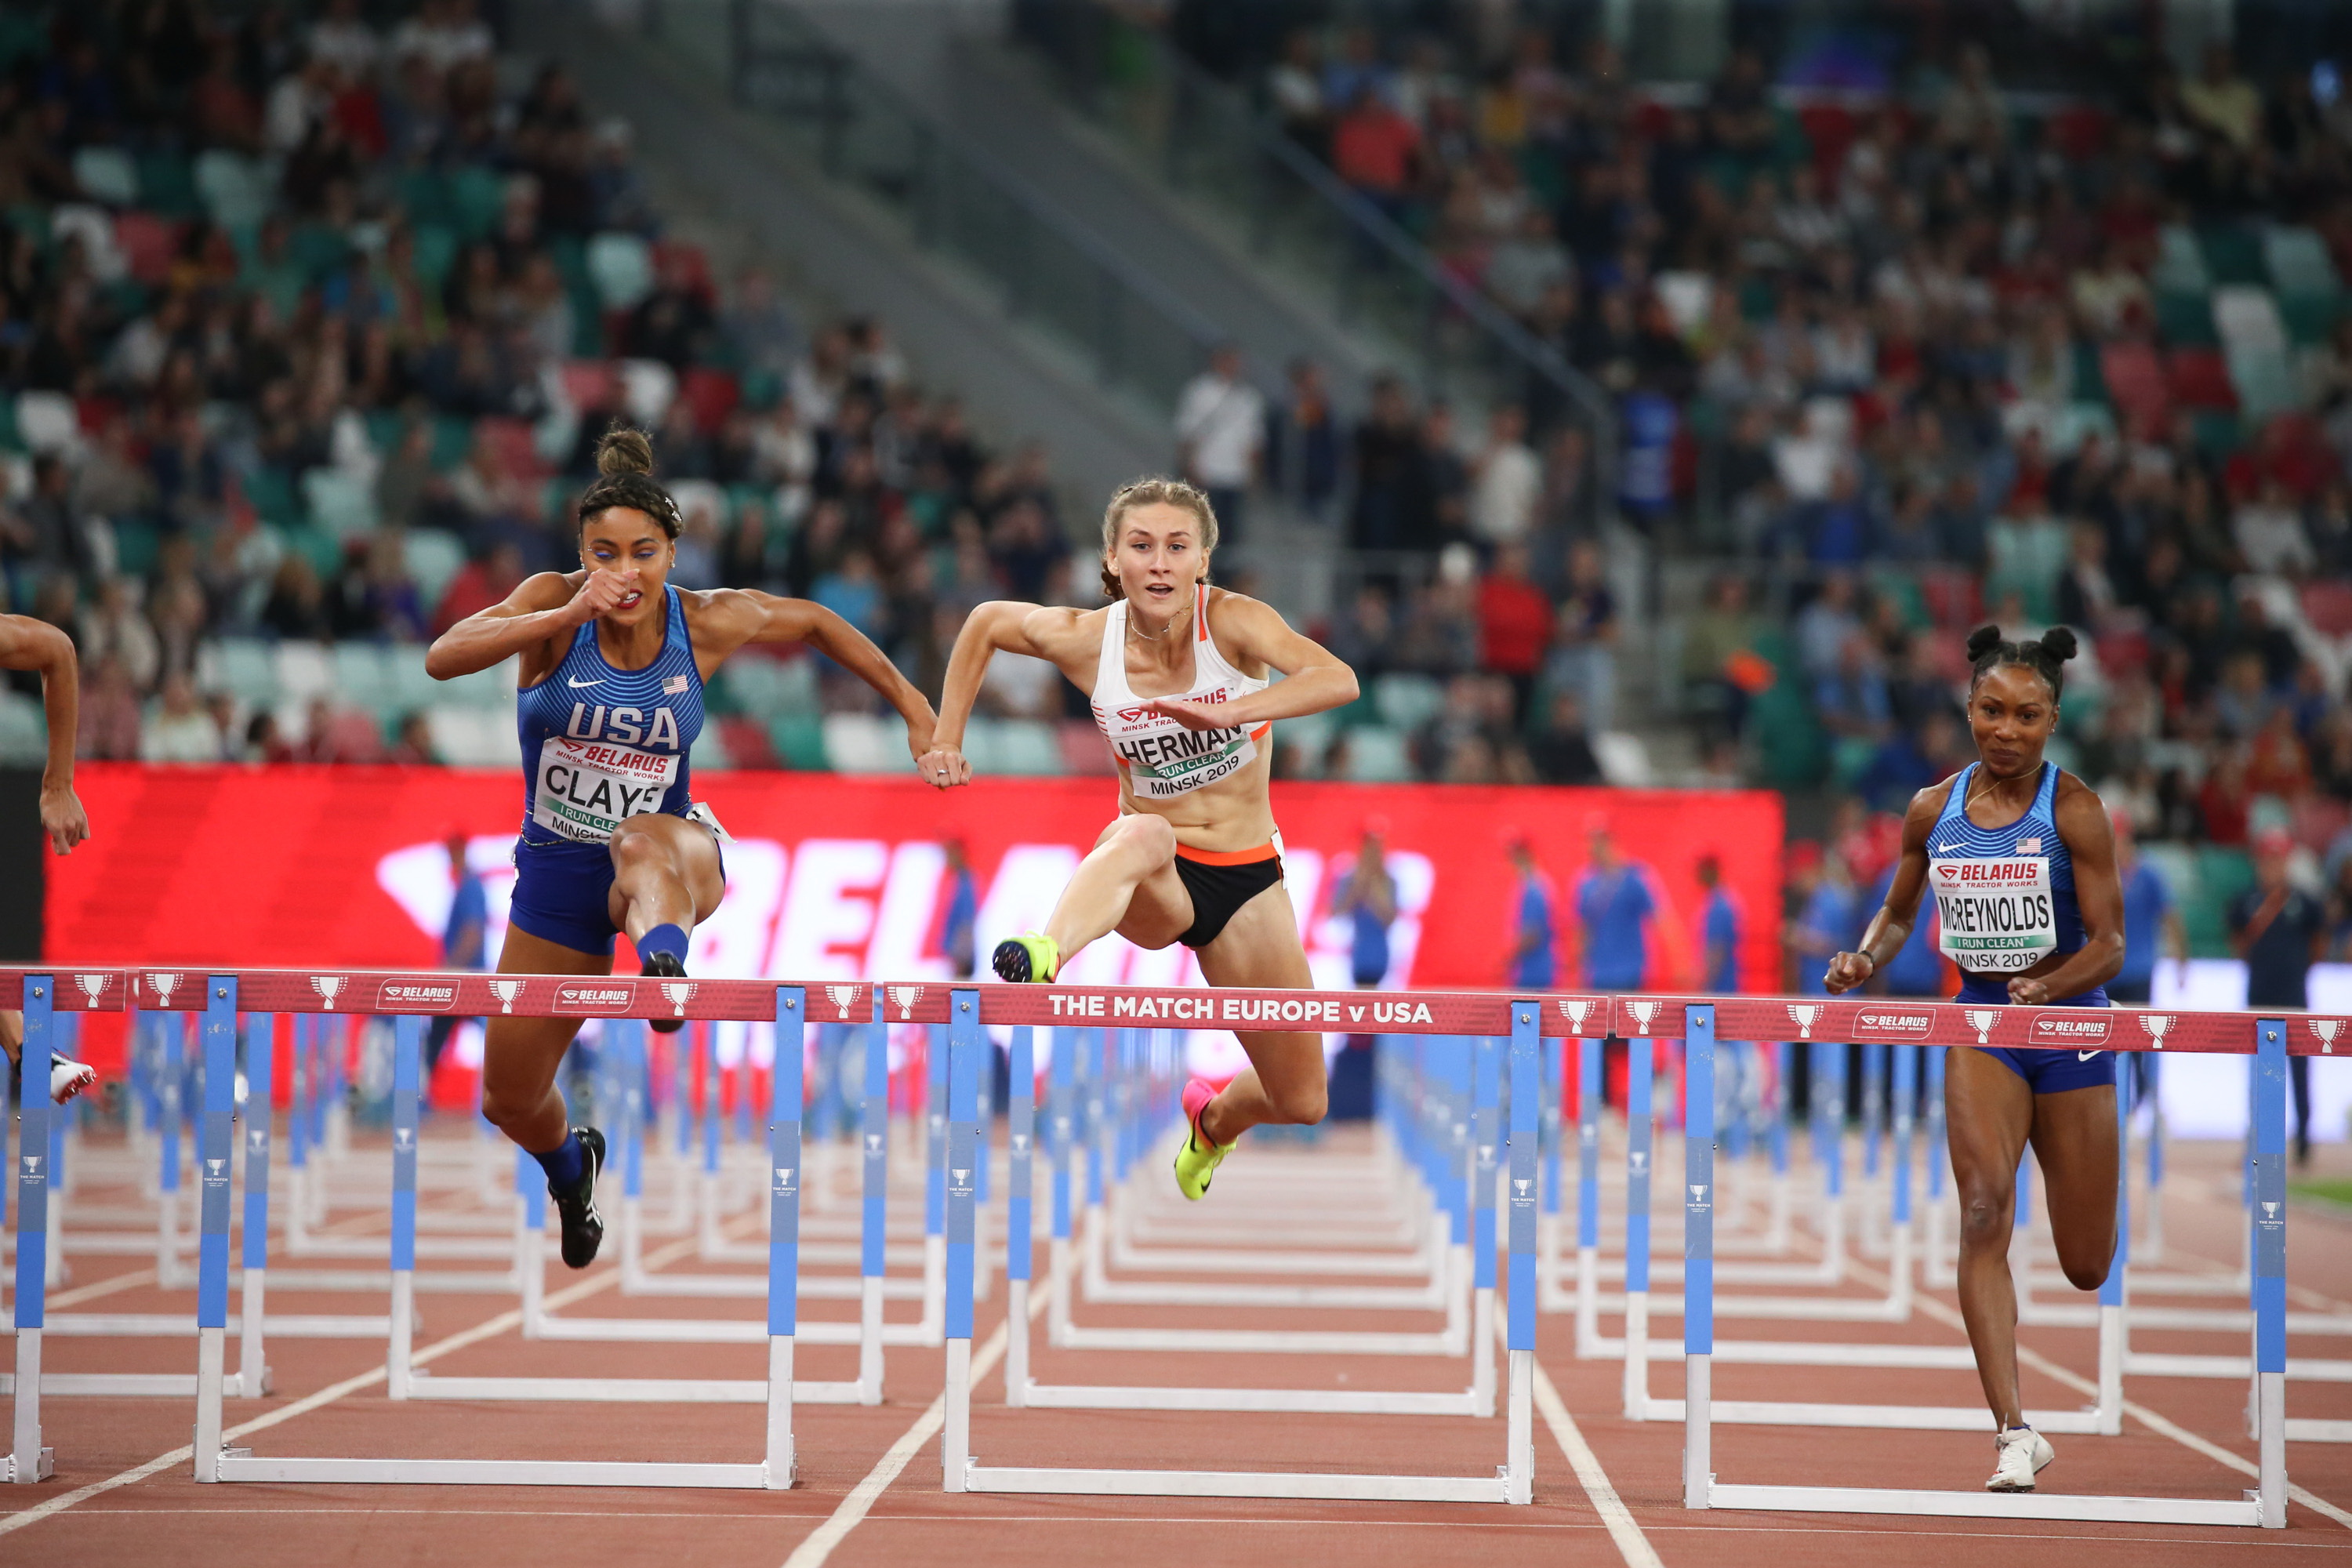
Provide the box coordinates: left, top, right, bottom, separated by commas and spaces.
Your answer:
2078, 1051, 2101, 1062
1937, 844, 1959, 853
568, 677, 601, 688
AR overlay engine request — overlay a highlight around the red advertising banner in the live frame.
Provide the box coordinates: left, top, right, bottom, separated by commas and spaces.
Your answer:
42, 764, 1785, 997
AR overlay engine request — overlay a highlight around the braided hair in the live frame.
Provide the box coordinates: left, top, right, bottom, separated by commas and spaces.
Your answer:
575, 427, 682, 539
1965, 623, 2078, 702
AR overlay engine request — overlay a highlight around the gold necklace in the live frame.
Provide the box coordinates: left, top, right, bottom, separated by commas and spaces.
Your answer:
1127, 591, 1196, 644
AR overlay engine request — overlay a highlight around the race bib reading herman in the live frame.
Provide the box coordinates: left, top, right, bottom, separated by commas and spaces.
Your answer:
1930, 855, 2058, 974
532, 735, 680, 843
1113, 720, 1260, 800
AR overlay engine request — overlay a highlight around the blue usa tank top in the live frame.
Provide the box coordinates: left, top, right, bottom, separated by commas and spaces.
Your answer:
1927, 761, 2086, 978
517, 583, 704, 848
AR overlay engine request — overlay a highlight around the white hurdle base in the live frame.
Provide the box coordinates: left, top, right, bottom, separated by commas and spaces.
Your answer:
956, 1462, 1512, 1502
1703, 1483, 2259, 1527
209, 1456, 778, 1487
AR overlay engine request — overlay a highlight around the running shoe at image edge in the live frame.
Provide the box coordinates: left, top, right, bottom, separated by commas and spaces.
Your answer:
644, 950, 688, 1033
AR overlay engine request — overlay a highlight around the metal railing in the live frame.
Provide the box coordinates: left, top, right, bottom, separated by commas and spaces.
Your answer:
643, 0, 1225, 417
1007, 0, 1617, 514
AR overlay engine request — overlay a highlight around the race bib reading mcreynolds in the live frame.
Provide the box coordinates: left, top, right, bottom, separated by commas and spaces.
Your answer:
1931, 855, 2057, 973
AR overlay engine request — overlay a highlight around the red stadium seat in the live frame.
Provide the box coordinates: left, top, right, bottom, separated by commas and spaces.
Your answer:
561, 358, 617, 411
113, 210, 181, 285
717, 716, 779, 769
2165, 347, 2237, 410
1798, 103, 1858, 178
1918, 566, 1984, 632
2098, 341, 2169, 426
477, 416, 545, 480
2303, 580, 2352, 637
679, 367, 739, 434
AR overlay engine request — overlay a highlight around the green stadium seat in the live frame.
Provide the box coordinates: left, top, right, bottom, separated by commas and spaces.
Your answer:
1372, 672, 1445, 732
2154, 289, 2219, 347
426, 706, 514, 768
2279, 292, 2343, 347
2225, 339, 2298, 423
821, 713, 906, 774
273, 641, 336, 702
383, 646, 442, 716
2198, 223, 2265, 287
2263, 226, 2341, 297
278, 525, 342, 580
409, 223, 459, 292
1337, 725, 1413, 783
2153, 224, 2211, 292
993, 720, 1065, 776
431, 416, 474, 472
405, 529, 466, 612
768, 713, 830, 771
134, 151, 201, 219
691, 724, 732, 773
70, 147, 137, 207
446, 165, 509, 241
334, 644, 392, 711
0, 691, 45, 766
588, 231, 655, 312
2212, 285, 2286, 354
111, 519, 160, 579
202, 639, 279, 708
194, 151, 270, 229
243, 466, 301, 528
303, 468, 377, 541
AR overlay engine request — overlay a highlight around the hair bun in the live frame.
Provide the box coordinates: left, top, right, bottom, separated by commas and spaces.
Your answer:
1965, 624, 2004, 661
595, 426, 656, 478
2038, 626, 2079, 662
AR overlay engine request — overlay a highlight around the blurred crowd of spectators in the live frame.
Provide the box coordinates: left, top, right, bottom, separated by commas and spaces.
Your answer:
1190, 14, 2352, 883
0, 0, 1077, 765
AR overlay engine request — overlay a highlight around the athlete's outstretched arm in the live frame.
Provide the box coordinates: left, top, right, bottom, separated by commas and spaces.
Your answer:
2009, 780, 2125, 1004
1824, 786, 1940, 993
1141, 594, 1359, 731
700, 590, 937, 764
0, 613, 86, 854
426, 572, 603, 681
920, 601, 1069, 789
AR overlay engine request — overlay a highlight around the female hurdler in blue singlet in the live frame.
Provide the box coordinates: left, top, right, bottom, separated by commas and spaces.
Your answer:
0, 611, 96, 1104
427, 430, 937, 1268
920, 479, 1359, 1203
1827, 626, 2125, 1494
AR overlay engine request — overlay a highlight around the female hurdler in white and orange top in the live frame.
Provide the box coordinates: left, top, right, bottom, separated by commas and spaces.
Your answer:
920, 478, 1360, 1200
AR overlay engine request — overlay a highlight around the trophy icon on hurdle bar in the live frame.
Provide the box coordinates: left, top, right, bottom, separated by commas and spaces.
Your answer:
1623, 1000, 1658, 1036
74, 972, 108, 1006
825, 984, 858, 1021
310, 975, 347, 1010
146, 972, 182, 1008
1556, 998, 1594, 1033
888, 985, 924, 1022
659, 982, 697, 1021
2311, 1019, 2344, 1054
489, 978, 523, 1014
1785, 1003, 1824, 1040
772, 1165, 795, 1196
2138, 1014, 2176, 1050
1965, 1008, 2000, 1046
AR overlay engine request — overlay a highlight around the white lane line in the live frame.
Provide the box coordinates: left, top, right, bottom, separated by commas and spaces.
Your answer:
1852, 1259, 2352, 1532
39, 1268, 158, 1308
779, 1287, 1041, 1568
0, 1231, 706, 1539
1532, 1363, 1664, 1568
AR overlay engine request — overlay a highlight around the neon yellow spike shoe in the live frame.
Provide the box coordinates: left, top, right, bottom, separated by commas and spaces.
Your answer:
991, 931, 1060, 983
1174, 1077, 1232, 1200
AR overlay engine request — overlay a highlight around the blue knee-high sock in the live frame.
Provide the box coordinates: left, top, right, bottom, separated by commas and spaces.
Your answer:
639, 923, 688, 961
532, 1132, 586, 1191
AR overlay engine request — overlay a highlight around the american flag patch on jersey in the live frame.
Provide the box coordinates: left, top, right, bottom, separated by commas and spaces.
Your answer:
663, 674, 689, 695
2015, 837, 2042, 854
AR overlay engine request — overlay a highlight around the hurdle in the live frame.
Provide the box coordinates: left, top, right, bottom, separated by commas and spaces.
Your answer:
1675, 996, 2292, 1527
1005, 1027, 1486, 1417
933, 983, 1541, 1504
185, 968, 820, 1486
1047, 1025, 1473, 1359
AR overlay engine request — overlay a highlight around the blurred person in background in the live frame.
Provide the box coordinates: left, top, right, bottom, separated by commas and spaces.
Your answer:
425, 831, 487, 1081
1174, 343, 1264, 546
1330, 818, 1398, 989
2229, 827, 2327, 1167
939, 837, 978, 981
1269, 358, 1340, 524
140, 671, 223, 762
0, 608, 95, 1104
1504, 830, 1555, 991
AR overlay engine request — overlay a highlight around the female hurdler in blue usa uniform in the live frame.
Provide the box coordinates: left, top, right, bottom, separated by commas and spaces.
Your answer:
427, 430, 938, 1267
1827, 626, 2125, 1495
921, 479, 1360, 1203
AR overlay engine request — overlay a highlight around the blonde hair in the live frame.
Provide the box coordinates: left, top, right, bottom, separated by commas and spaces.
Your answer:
1098, 477, 1219, 599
